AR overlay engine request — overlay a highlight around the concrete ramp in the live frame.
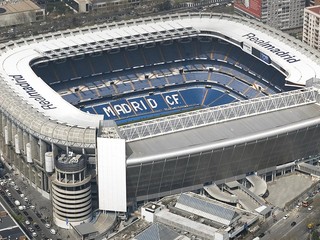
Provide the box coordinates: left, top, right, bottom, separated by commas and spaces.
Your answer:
297, 162, 320, 176
246, 175, 267, 197
204, 184, 238, 204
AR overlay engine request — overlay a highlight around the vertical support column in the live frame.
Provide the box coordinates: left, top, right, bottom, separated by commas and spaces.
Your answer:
43, 171, 48, 192
39, 139, 46, 166
52, 144, 58, 163
38, 140, 47, 190
2, 116, 6, 138
4, 126, 9, 145
26, 143, 33, 163
0, 112, 2, 135
7, 121, 12, 145
29, 135, 38, 163
11, 124, 16, 147
4, 120, 13, 165
23, 131, 28, 154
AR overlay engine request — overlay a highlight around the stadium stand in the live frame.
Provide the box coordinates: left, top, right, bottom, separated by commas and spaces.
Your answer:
32, 35, 287, 124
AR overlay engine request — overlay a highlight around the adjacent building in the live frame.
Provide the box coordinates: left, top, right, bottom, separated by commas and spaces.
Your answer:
308, 0, 320, 6
63, 0, 140, 13
234, 0, 305, 31
0, 0, 44, 27
303, 5, 320, 50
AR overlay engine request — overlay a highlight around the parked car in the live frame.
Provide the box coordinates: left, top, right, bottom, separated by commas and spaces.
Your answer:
291, 221, 296, 227
14, 200, 20, 206
18, 205, 26, 211
33, 223, 41, 231
283, 214, 289, 220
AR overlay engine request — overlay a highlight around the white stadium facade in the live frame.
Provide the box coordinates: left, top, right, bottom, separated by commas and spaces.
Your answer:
1, 12, 320, 229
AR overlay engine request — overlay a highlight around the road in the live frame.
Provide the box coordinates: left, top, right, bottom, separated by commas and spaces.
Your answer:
0, 174, 61, 240
260, 205, 317, 240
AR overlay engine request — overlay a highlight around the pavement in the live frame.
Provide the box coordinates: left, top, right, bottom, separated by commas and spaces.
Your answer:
245, 173, 320, 240
265, 173, 315, 208
5, 169, 77, 240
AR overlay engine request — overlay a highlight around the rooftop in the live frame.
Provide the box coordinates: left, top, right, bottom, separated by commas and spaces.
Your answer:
134, 223, 182, 240
126, 95, 320, 164
307, 5, 320, 15
57, 153, 83, 164
0, 0, 40, 14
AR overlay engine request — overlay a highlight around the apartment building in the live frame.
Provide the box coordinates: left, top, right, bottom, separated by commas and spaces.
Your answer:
303, 6, 320, 49
234, 0, 305, 30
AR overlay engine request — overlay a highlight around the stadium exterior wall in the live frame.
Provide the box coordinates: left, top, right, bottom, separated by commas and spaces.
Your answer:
126, 121, 320, 202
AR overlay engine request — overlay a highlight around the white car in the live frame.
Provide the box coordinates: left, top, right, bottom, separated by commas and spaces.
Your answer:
20, 193, 25, 198
32, 232, 37, 237
18, 205, 26, 210
50, 229, 56, 235
45, 223, 51, 229
283, 214, 289, 220
25, 220, 30, 225
308, 206, 313, 211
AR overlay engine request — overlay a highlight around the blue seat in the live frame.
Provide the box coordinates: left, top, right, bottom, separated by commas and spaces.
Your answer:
132, 80, 150, 90
53, 60, 75, 81
167, 75, 184, 84
143, 45, 162, 64
160, 43, 180, 62
90, 53, 111, 73
108, 50, 127, 71
209, 93, 237, 107
179, 88, 206, 105
72, 57, 93, 77
228, 80, 250, 93
125, 48, 145, 67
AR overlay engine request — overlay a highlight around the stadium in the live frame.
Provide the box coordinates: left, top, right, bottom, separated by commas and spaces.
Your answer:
1, 12, 320, 229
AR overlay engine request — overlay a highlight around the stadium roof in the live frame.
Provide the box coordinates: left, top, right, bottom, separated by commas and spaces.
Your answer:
0, 13, 319, 132
126, 96, 320, 164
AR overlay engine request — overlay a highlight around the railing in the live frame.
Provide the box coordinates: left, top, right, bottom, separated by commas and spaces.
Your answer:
119, 88, 317, 141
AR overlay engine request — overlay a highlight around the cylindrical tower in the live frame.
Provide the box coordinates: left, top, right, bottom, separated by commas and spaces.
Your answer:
51, 153, 92, 229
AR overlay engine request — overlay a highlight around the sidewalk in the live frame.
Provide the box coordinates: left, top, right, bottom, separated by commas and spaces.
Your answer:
10, 171, 76, 240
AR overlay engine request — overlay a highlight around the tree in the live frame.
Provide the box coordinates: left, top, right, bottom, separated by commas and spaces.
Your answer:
157, 0, 172, 11
311, 230, 319, 240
